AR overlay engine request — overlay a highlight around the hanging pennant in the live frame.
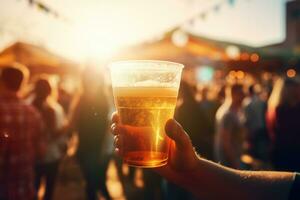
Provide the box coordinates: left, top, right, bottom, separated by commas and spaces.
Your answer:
36, 2, 50, 13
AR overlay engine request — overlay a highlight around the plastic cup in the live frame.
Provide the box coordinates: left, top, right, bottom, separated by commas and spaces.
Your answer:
110, 60, 183, 168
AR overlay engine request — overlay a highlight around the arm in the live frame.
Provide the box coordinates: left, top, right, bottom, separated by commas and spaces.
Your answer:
111, 113, 294, 200
177, 157, 293, 200
157, 119, 293, 200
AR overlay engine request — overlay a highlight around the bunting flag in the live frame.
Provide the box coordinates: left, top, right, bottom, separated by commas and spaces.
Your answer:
185, 0, 238, 25
26, 0, 64, 20
36, 2, 50, 13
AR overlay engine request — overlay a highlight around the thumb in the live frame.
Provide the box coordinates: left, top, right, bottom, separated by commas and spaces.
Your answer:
165, 119, 192, 151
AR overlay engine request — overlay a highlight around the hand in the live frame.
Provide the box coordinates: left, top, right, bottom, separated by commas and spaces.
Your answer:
111, 112, 199, 185
111, 112, 295, 200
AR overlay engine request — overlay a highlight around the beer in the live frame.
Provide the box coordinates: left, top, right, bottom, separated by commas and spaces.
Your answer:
114, 87, 178, 167
110, 60, 183, 167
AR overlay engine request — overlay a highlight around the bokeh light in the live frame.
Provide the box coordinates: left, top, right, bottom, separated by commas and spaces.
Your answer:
226, 45, 240, 60
250, 53, 259, 62
236, 70, 245, 79
286, 68, 296, 78
196, 66, 214, 82
171, 29, 189, 47
240, 52, 250, 61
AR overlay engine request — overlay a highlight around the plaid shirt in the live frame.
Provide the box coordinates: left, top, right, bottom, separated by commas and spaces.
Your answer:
0, 94, 43, 200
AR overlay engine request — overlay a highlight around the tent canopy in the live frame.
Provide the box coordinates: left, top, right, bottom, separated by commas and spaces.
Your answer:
0, 42, 80, 75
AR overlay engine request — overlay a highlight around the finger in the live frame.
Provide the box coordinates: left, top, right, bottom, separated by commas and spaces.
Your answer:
111, 112, 120, 124
111, 123, 118, 135
113, 133, 124, 156
111, 124, 127, 136
113, 135, 122, 149
165, 119, 192, 151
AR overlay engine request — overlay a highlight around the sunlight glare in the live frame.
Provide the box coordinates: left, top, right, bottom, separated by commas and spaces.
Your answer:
70, 20, 129, 61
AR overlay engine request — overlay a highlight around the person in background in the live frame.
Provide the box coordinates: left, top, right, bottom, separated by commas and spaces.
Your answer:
176, 81, 211, 158
243, 84, 269, 160
215, 84, 245, 168
111, 113, 300, 200
57, 87, 72, 114
216, 84, 226, 106
68, 68, 111, 200
0, 64, 44, 200
198, 85, 219, 160
266, 78, 283, 141
32, 77, 66, 200
267, 77, 300, 172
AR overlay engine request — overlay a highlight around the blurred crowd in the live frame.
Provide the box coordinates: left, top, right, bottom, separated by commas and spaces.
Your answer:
1, 63, 300, 200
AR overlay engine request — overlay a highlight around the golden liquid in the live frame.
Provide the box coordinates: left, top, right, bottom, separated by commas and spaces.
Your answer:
114, 87, 178, 167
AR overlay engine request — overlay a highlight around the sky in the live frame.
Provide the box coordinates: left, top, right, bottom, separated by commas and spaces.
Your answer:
0, 0, 289, 62
185, 0, 287, 46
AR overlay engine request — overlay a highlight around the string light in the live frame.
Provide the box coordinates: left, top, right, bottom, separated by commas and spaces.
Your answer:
250, 53, 259, 62
228, 70, 236, 79
240, 52, 250, 61
236, 70, 245, 79
226, 45, 240, 60
171, 29, 189, 47
287, 69, 296, 78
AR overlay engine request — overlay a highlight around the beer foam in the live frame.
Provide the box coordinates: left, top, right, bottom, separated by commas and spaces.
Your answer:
113, 87, 178, 97
133, 80, 175, 87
